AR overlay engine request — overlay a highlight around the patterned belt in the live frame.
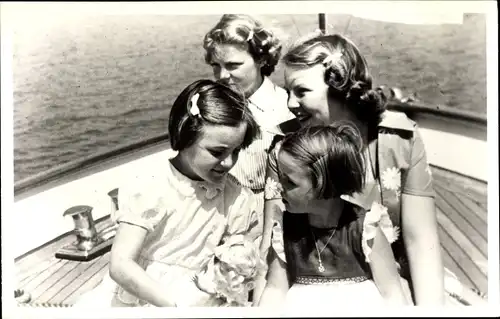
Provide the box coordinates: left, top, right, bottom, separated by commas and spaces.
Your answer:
295, 276, 369, 285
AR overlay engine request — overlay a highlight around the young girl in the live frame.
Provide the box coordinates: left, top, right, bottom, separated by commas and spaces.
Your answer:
77, 79, 262, 307
259, 123, 411, 311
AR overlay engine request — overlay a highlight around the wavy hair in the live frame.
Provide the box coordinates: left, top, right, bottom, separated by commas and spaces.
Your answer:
283, 34, 387, 139
203, 14, 282, 77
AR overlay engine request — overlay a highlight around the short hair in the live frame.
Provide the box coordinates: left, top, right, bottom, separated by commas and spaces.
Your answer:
279, 122, 365, 199
203, 14, 282, 77
283, 34, 387, 140
168, 79, 260, 151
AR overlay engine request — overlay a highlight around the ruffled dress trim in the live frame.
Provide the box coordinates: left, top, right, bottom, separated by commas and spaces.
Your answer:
361, 202, 400, 263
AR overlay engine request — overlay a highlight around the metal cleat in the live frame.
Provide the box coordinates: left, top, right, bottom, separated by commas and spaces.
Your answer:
55, 205, 113, 261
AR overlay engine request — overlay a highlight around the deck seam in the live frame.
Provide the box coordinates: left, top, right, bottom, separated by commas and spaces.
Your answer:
47, 256, 105, 303
434, 186, 488, 256
61, 256, 110, 304
435, 183, 488, 234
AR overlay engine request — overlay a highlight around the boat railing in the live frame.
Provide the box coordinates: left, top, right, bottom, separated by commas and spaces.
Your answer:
14, 87, 487, 198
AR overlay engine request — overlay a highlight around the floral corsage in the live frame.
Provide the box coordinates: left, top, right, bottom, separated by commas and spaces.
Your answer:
195, 234, 265, 307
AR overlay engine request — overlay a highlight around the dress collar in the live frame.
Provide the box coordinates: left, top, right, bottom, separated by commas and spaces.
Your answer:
167, 160, 224, 200
247, 76, 275, 110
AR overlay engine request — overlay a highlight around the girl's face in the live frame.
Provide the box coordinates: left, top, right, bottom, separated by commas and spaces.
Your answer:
208, 44, 263, 97
277, 150, 318, 214
177, 122, 247, 184
284, 64, 347, 127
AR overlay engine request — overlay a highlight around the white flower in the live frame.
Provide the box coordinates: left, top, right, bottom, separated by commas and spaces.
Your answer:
381, 167, 401, 192
362, 202, 400, 262
264, 177, 282, 200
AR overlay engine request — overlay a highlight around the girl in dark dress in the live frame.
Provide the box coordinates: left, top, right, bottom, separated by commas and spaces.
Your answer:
259, 123, 411, 311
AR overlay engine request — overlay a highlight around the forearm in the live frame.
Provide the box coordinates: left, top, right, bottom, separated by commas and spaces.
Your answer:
405, 232, 445, 305
110, 260, 176, 307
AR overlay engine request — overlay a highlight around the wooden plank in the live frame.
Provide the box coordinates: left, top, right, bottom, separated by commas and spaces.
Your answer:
434, 187, 488, 256
435, 184, 488, 241
454, 191, 488, 224
49, 255, 106, 304
432, 172, 487, 206
20, 258, 68, 295
61, 254, 110, 304
40, 256, 105, 304
437, 223, 488, 293
15, 235, 74, 276
440, 244, 476, 291
436, 207, 487, 275
15, 216, 113, 274
17, 257, 62, 287
29, 259, 82, 302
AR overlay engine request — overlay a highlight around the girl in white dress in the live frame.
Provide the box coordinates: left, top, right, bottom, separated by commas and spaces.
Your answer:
76, 79, 262, 307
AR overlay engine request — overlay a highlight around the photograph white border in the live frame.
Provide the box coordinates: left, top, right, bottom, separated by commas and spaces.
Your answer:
2, 1, 498, 318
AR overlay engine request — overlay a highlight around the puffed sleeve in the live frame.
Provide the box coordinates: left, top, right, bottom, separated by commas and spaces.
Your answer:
116, 175, 168, 232
224, 185, 259, 241
402, 127, 435, 197
361, 202, 400, 263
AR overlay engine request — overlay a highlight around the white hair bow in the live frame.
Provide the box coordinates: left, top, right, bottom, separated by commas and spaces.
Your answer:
190, 93, 200, 117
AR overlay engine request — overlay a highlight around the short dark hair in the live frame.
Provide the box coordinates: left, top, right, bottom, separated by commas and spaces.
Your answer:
168, 79, 260, 151
279, 121, 365, 199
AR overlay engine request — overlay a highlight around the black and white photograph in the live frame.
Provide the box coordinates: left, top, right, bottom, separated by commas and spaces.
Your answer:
1, 1, 498, 318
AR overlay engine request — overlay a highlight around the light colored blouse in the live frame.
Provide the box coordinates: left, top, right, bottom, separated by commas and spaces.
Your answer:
229, 76, 294, 191
113, 150, 258, 306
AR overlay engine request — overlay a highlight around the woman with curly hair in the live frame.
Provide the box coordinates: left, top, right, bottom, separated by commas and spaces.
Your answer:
259, 33, 484, 307
203, 14, 295, 250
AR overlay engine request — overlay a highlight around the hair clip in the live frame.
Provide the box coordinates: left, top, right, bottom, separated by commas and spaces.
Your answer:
190, 93, 200, 117
246, 30, 254, 42
322, 51, 343, 66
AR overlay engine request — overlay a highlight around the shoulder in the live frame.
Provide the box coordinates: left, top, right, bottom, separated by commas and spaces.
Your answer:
378, 110, 417, 137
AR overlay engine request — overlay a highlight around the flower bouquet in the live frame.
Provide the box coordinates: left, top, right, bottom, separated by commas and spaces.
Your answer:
195, 234, 265, 307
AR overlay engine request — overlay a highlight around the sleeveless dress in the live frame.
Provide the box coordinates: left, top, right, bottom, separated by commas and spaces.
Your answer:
74, 150, 259, 307
265, 111, 483, 306
281, 198, 404, 312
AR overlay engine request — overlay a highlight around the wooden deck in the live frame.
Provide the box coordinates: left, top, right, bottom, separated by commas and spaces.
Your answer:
14, 166, 488, 306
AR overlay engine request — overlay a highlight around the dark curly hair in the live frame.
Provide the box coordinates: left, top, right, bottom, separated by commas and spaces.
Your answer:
283, 34, 387, 140
203, 14, 282, 77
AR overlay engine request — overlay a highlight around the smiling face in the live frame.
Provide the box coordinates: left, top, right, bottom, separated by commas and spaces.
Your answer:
285, 64, 348, 127
175, 122, 248, 184
208, 44, 263, 97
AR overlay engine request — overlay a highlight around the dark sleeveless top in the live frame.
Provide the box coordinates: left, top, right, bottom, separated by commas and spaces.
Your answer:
282, 203, 372, 284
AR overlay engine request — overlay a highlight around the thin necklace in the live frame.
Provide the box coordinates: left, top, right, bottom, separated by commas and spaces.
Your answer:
247, 98, 266, 113
310, 227, 337, 273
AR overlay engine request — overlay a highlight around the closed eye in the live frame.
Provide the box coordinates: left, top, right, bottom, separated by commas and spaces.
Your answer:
294, 87, 311, 98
